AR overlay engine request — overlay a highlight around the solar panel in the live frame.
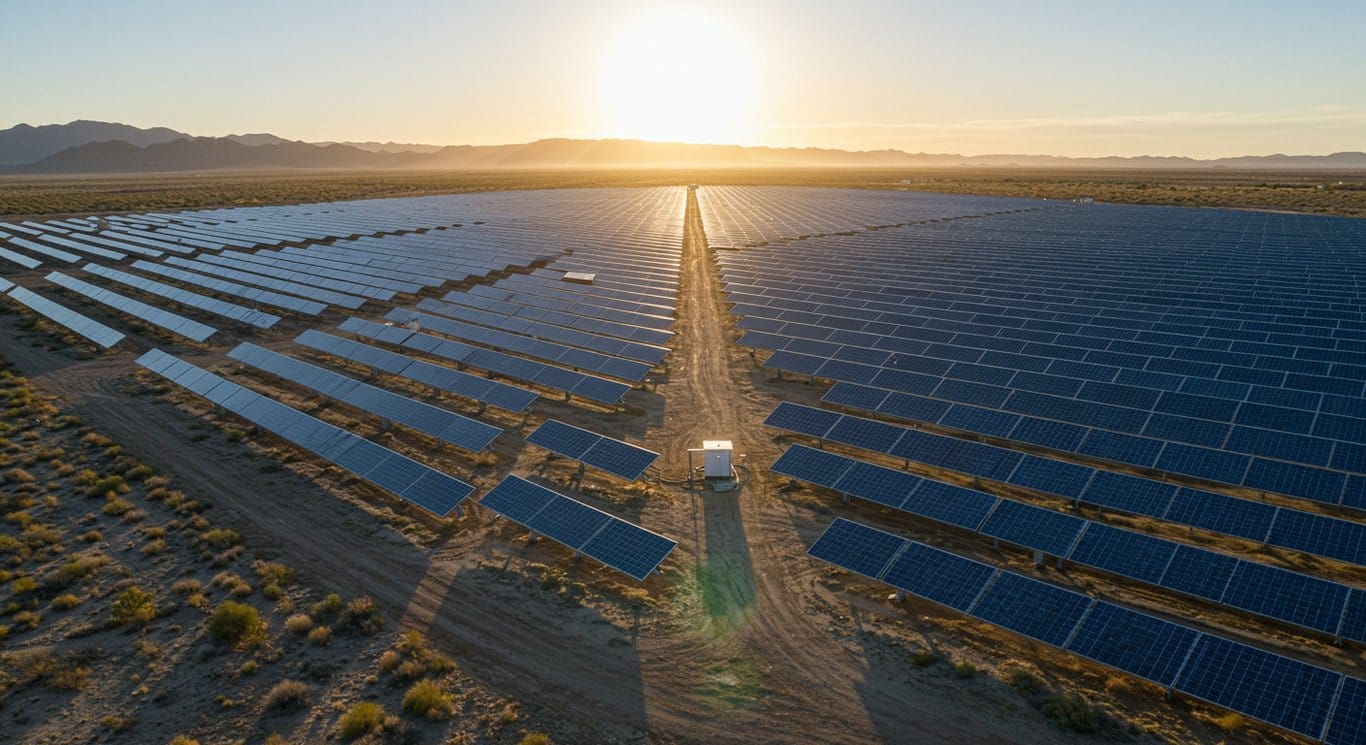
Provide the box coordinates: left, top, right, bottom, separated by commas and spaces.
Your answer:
525, 419, 658, 480
1326, 677, 1365, 745
228, 343, 501, 452
969, 572, 1093, 648
1065, 601, 1198, 687
1176, 635, 1339, 739
5, 286, 125, 348
880, 540, 996, 611
770, 444, 853, 489
479, 475, 676, 580
979, 500, 1085, 557
135, 349, 472, 516
46, 272, 217, 343
806, 517, 906, 580
83, 263, 280, 329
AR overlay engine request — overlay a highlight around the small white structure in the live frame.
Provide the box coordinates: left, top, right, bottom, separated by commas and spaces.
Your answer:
562, 271, 596, 285
701, 440, 733, 479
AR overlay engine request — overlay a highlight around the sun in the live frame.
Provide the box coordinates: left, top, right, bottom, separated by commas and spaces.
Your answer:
600, 8, 756, 144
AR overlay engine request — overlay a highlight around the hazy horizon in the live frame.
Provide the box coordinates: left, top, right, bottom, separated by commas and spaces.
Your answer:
3, 1, 1364, 159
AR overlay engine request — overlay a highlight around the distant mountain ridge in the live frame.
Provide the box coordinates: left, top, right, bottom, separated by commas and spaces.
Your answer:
3, 120, 1364, 173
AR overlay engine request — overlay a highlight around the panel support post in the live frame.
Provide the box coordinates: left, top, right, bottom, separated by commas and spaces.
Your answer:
1033, 549, 1045, 568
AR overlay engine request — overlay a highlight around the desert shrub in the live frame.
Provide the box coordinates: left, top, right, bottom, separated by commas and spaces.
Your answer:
54, 553, 109, 586
170, 578, 202, 595
520, 734, 553, 745
124, 464, 156, 481
86, 475, 126, 498
3, 468, 34, 484
101, 498, 135, 516
142, 539, 167, 556
100, 715, 133, 732
199, 529, 242, 549
11, 575, 39, 594
284, 614, 314, 635
142, 526, 167, 540
310, 592, 342, 618
952, 661, 977, 679
207, 601, 265, 646
111, 586, 157, 626
402, 678, 455, 719
239, 659, 258, 675
341, 596, 384, 634
336, 701, 388, 740
252, 560, 294, 587
77, 529, 101, 543
50, 593, 81, 611
263, 678, 310, 711
307, 625, 332, 646
1041, 693, 1103, 733
169, 736, 200, 745
1215, 712, 1244, 732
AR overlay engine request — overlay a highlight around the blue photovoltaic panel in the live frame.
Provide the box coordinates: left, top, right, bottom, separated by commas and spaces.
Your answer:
833, 460, 920, 509
1326, 677, 1365, 745
771, 444, 854, 489
1176, 635, 1339, 739
1081, 471, 1177, 516
903, 480, 997, 531
1068, 524, 1177, 585
525, 419, 602, 459
1159, 544, 1240, 600
1219, 561, 1350, 636
480, 475, 675, 581
763, 401, 840, 438
1065, 601, 1198, 688
525, 419, 658, 480
806, 518, 907, 580
135, 348, 472, 516
880, 541, 996, 612
979, 500, 1084, 557
1164, 488, 1275, 542
578, 518, 677, 582
970, 572, 1092, 648
6, 286, 125, 348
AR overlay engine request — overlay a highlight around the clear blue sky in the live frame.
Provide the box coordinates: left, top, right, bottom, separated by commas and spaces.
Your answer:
2, 0, 1363, 157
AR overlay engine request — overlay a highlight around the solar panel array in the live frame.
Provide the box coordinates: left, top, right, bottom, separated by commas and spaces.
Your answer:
809, 518, 1364, 743
83, 263, 281, 329
294, 330, 539, 413
46, 271, 217, 342
702, 187, 1366, 738
339, 317, 633, 405
4, 286, 125, 348
525, 419, 659, 480
479, 475, 676, 580
227, 343, 501, 452
136, 349, 473, 516
765, 402, 1366, 566
773, 443, 1364, 641
708, 192, 1366, 510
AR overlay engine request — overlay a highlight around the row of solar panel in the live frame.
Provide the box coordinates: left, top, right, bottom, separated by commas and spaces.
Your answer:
441, 288, 673, 347
764, 401, 1364, 564
384, 309, 653, 383
131, 260, 327, 315
83, 263, 281, 329
731, 302, 1363, 411
258, 247, 440, 290
525, 419, 659, 481
192, 252, 396, 301
809, 518, 1363, 744
46, 272, 216, 343
294, 329, 537, 412
471, 275, 676, 332
227, 343, 501, 452
818, 379, 1361, 512
772, 443, 1363, 640
723, 266, 1365, 347
218, 249, 424, 295
479, 475, 676, 581
164, 256, 366, 310
417, 296, 669, 365
338, 318, 631, 405
136, 349, 473, 516
4, 285, 125, 348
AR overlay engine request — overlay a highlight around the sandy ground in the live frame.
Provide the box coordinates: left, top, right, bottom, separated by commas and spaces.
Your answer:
0, 190, 1328, 744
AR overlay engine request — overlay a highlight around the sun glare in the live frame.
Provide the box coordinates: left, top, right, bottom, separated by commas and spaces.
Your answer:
600, 9, 756, 144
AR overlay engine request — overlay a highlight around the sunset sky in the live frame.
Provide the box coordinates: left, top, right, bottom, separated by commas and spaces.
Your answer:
3, 0, 1363, 158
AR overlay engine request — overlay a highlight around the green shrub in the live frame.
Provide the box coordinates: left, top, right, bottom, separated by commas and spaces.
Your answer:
1041, 693, 1103, 733
337, 701, 387, 740
263, 678, 310, 710
110, 586, 157, 626
206, 601, 265, 646
51, 593, 81, 611
402, 678, 455, 719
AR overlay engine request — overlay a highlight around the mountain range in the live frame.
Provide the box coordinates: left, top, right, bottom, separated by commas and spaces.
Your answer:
2, 120, 1364, 173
